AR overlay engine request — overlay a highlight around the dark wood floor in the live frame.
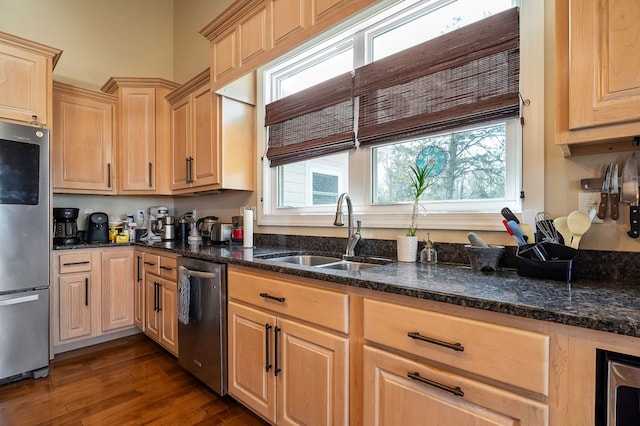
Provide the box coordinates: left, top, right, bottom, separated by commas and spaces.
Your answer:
0, 334, 267, 425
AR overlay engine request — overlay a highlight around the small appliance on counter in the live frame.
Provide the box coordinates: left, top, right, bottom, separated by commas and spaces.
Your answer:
232, 215, 243, 243
86, 212, 109, 243
210, 223, 233, 243
53, 207, 80, 245
157, 216, 176, 240
196, 216, 219, 242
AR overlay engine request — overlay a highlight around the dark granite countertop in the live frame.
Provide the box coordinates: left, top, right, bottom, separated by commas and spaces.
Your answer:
54, 240, 640, 339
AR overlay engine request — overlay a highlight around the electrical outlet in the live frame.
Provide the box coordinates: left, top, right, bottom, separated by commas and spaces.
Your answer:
578, 192, 603, 224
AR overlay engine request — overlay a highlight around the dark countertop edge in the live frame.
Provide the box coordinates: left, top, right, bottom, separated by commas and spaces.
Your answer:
53, 242, 640, 339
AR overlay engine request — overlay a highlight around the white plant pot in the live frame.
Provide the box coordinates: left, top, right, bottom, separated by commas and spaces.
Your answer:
397, 235, 418, 262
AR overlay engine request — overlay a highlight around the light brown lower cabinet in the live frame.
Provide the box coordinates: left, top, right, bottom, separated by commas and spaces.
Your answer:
52, 248, 135, 353
144, 272, 178, 356
228, 301, 348, 426
133, 250, 145, 331
227, 267, 349, 425
362, 345, 547, 425
101, 250, 135, 332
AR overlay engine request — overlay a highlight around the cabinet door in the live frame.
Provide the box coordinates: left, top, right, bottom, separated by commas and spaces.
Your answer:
569, 0, 640, 131
228, 301, 277, 423
52, 83, 115, 193
170, 96, 190, 190
0, 40, 48, 124
212, 28, 238, 84
134, 251, 145, 331
145, 274, 160, 342
159, 277, 178, 356
363, 346, 547, 426
58, 272, 92, 341
119, 87, 156, 192
271, 0, 308, 48
277, 317, 349, 426
101, 250, 134, 332
192, 84, 220, 187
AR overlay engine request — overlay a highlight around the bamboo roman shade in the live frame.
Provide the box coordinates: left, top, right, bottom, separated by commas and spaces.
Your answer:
355, 7, 520, 146
264, 7, 520, 166
265, 72, 355, 167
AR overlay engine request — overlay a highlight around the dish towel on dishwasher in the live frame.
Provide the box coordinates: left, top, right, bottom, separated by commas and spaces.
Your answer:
178, 270, 190, 325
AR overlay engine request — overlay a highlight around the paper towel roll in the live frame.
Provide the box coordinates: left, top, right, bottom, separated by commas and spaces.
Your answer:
243, 208, 253, 247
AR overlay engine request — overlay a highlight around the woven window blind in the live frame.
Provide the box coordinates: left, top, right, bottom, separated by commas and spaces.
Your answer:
355, 7, 520, 146
265, 72, 355, 167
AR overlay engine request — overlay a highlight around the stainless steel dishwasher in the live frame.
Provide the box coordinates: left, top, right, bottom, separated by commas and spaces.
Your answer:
177, 257, 227, 396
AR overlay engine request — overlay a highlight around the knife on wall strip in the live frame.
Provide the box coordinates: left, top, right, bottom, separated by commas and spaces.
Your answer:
610, 163, 619, 220
621, 153, 639, 238
597, 162, 612, 220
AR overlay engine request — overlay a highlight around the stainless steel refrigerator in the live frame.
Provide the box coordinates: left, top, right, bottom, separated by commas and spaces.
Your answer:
0, 121, 50, 384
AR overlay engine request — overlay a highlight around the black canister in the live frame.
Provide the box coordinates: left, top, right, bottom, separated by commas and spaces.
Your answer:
178, 218, 190, 241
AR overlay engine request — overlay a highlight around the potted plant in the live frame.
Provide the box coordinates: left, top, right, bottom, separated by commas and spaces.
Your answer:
397, 163, 433, 262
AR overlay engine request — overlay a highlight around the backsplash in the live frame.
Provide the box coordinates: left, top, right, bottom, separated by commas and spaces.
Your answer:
254, 233, 640, 283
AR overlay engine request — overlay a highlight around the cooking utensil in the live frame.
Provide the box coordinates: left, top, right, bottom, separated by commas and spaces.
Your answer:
622, 153, 639, 238
610, 163, 619, 220
507, 220, 527, 245
535, 211, 559, 243
567, 210, 591, 249
597, 162, 612, 220
519, 223, 534, 244
553, 216, 570, 246
501, 207, 519, 224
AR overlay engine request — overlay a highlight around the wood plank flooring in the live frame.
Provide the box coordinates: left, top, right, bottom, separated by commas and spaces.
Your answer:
0, 334, 268, 425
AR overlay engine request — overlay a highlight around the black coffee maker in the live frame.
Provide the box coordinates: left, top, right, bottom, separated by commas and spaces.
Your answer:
53, 208, 81, 245
86, 212, 109, 243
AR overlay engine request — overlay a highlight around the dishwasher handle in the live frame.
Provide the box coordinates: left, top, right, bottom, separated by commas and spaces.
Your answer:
179, 265, 217, 280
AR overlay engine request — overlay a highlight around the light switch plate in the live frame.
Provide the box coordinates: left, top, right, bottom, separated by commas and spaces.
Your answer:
578, 192, 603, 224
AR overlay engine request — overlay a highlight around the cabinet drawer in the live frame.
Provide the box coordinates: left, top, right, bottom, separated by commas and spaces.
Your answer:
159, 255, 177, 281
363, 298, 549, 395
143, 253, 160, 275
228, 268, 349, 333
363, 345, 548, 425
58, 252, 92, 274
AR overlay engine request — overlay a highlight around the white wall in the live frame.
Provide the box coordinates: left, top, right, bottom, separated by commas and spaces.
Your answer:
0, 0, 175, 90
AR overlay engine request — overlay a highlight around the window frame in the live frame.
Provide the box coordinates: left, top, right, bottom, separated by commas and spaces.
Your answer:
257, 0, 543, 232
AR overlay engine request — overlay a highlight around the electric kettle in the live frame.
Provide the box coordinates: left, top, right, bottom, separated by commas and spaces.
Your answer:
196, 216, 218, 241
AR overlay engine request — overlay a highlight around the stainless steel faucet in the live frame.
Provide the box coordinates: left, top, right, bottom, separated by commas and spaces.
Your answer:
334, 193, 361, 258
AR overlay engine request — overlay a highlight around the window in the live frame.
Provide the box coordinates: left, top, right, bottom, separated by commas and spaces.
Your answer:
260, 0, 543, 231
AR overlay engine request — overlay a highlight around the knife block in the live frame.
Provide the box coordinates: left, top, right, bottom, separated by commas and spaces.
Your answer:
516, 242, 577, 282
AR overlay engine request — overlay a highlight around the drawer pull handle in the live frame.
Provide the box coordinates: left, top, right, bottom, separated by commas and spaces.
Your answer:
407, 371, 464, 397
62, 261, 90, 266
260, 292, 285, 303
144, 261, 156, 266
265, 323, 272, 373
407, 332, 464, 352
160, 266, 173, 271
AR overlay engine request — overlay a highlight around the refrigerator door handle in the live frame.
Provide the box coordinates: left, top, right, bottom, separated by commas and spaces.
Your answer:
0, 294, 39, 306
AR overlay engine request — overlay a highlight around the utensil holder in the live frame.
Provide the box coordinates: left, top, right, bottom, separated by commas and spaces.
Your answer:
516, 242, 577, 282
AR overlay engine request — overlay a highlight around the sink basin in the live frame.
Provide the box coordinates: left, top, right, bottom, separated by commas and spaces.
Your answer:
264, 255, 342, 266
317, 261, 381, 271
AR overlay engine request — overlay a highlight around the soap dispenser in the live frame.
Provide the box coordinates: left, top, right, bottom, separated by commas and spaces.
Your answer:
420, 233, 438, 264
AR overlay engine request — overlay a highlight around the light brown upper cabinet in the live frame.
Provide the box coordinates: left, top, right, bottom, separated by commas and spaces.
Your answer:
102, 78, 178, 194
556, 0, 640, 156
200, 0, 375, 90
52, 82, 117, 194
0, 31, 61, 126
167, 69, 255, 194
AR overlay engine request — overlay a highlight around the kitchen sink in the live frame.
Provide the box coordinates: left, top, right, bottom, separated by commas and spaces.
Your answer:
316, 261, 381, 271
264, 255, 342, 266
261, 253, 389, 271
